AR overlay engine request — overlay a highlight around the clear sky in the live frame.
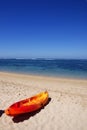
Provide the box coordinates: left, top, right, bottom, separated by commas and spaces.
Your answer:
0, 0, 87, 59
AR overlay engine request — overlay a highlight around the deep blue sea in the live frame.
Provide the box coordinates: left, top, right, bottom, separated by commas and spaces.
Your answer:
0, 59, 87, 79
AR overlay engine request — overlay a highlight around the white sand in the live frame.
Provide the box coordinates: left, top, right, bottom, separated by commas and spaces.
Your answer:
0, 72, 87, 130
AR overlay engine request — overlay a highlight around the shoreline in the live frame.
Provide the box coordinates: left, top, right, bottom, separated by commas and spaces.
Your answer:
0, 70, 87, 81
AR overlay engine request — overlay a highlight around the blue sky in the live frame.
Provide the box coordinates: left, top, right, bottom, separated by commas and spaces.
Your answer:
0, 0, 87, 59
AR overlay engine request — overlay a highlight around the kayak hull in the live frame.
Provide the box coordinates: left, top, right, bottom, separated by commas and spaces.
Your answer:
5, 91, 49, 116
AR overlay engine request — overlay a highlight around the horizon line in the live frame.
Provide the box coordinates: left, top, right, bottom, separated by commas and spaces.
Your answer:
0, 57, 87, 60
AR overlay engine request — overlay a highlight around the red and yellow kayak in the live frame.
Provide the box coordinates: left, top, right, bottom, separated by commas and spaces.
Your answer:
5, 91, 49, 116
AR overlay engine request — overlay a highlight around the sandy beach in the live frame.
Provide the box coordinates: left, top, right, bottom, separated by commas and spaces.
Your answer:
0, 72, 87, 130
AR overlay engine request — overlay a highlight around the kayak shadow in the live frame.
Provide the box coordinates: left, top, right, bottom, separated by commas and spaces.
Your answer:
0, 110, 4, 117
12, 97, 51, 123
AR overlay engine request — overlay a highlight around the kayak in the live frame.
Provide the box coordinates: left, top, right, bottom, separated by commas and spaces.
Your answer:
5, 91, 49, 116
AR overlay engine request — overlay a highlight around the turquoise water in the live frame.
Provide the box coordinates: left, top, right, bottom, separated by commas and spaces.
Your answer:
0, 59, 87, 79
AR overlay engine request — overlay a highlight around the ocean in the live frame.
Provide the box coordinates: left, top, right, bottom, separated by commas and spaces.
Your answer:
0, 59, 87, 79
